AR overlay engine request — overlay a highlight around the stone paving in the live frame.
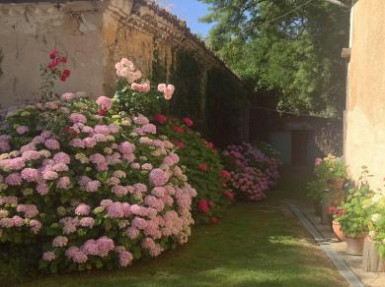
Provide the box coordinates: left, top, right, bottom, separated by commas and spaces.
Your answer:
301, 205, 385, 287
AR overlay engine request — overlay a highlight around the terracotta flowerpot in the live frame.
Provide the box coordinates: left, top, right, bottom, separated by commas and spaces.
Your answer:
328, 178, 345, 191
345, 234, 367, 256
332, 220, 346, 241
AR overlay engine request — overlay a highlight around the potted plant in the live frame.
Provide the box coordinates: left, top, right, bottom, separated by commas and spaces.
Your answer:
335, 173, 372, 255
363, 194, 385, 271
327, 205, 346, 241
315, 155, 347, 190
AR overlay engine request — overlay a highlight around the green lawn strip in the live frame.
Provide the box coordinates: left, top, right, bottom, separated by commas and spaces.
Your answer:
17, 197, 348, 287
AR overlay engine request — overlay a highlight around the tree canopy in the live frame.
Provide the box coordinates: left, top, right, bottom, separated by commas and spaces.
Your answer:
199, 0, 350, 117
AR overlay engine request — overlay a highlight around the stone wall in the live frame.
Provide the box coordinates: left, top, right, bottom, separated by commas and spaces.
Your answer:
345, 0, 385, 188
0, 1, 106, 107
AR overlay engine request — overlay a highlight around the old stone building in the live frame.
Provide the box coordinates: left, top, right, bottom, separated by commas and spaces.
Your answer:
344, 0, 385, 188
0, 0, 251, 145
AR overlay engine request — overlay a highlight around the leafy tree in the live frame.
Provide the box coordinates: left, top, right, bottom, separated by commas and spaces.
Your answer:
200, 0, 350, 116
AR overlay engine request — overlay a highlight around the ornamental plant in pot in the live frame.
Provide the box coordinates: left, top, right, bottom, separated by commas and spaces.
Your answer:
335, 170, 373, 255
315, 155, 347, 190
327, 205, 345, 241
363, 192, 385, 271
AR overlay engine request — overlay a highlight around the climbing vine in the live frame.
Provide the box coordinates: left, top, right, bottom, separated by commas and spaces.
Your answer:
169, 50, 203, 124
205, 67, 249, 147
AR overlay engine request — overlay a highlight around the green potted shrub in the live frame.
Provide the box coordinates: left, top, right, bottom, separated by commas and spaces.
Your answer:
334, 170, 373, 255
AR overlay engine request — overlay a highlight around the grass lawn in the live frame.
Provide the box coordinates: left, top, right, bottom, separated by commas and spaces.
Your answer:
15, 168, 348, 287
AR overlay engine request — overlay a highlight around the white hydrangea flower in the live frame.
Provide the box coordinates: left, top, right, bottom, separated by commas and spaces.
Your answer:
372, 213, 381, 222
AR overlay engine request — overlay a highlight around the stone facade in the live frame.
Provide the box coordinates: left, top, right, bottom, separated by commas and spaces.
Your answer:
345, 0, 385, 188
0, 0, 249, 123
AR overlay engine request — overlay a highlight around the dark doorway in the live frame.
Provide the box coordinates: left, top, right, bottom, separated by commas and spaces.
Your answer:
291, 130, 312, 166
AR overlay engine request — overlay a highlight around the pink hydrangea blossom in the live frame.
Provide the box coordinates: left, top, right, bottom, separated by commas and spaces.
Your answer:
119, 250, 133, 267
0, 218, 14, 228
5, 173, 22, 186
79, 217, 95, 228
30, 219, 42, 234
61, 92, 75, 101
96, 96, 112, 111
16, 125, 29, 135
149, 169, 170, 186
44, 139, 60, 150
96, 236, 115, 257
81, 239, 99, 255
21, 168, 40, 182
42, 170, 59, 180
112, 185, 128, 197
107, 202, 124, 218
0, 196, 18, 205
42, 251, 56, 262
53, 152, 71, 165
12, 215, 24, 227
141, 163, 153, 170
70, 113, 87, 124
57, 177, 72, 190
86, 180, 101, 192
100, 199, 113, 208
126, 227, 140, 239
118, 142, 135, 154
52, 236, 68, 247
69, 138, 85, 148
75, 204, 91, 216
83, 137, 97, 148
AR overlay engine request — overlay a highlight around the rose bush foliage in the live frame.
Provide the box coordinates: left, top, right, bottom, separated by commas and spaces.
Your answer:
153, 115, 234, 224
0, 94, 196, 273
223, 142, 279, 201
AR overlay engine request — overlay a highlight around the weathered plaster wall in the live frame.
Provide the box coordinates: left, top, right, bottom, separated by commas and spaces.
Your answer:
0, 1, 106, 107
345, 0, 385, 188
0, 0, 250, 143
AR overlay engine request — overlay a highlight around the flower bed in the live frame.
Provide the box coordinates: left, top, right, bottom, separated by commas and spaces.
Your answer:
153, 115, 233, 224
222, 142, 279, 201
0, 94, 196, 273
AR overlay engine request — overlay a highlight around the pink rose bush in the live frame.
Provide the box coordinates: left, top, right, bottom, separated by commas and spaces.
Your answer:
154, 116, 233, 224
113, 58, 175, 116
0, 94, 196, 273
223, 142, 279, 201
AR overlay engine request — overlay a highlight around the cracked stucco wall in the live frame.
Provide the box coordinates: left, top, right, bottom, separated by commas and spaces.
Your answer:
0, 1, 106, 107
345, 0, 385, 189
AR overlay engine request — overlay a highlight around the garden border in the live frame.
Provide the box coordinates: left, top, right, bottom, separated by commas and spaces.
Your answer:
289, 204, 365, 287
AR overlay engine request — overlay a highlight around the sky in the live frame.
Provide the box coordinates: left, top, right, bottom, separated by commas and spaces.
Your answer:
160, 0, 215, 38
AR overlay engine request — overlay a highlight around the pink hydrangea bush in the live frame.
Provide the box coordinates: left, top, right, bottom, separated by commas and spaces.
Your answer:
223, 142, 279, 201
0, 94, 196, 273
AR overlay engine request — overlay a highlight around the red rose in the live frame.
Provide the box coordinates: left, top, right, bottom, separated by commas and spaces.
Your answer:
173, 126, 184, 133
175, 141, 184, 148
98, 109, 107, 116
182, 117, 194, 127
48, 59, 60, 70
60, 69, 71, 81
220, 170, 231, 179
60, 56, 67, 63
198, 199, 210, 214
199, 163, 208, 171
49, 50, 59, 59
154, 114, 167, 124
224, 191, 234, 200
63, 126, 71, 133
210, 216, 219, 224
